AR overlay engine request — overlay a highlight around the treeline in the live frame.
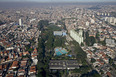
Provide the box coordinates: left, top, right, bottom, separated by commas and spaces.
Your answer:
81, 70, 101, 77
73, 66, 91, 75
72, 41, 87, 64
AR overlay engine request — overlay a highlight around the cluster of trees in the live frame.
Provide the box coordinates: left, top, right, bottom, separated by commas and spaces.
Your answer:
53, 36, 65, 47
37, 29, 56, 76
40, 30, 65, 51
37, 33, 56, 76
81, 70, 101, 77
73, 65, 92, 74
85, 31, 96, 46
37, 20, 49, 30
95, 31, 106, 46
91, 58, 96, 63
95, 32, 99, 41
109, 58, 116, 70
72, 41, 87, 64
37, 37, 49, 77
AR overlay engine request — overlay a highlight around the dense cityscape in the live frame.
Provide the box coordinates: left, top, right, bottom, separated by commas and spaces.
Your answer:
0, 1, 116, 77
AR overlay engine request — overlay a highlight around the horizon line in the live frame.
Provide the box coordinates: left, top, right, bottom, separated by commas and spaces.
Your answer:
0, 1, 116, 3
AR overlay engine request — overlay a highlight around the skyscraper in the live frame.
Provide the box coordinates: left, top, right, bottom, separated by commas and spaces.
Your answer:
19, 18, 22, 26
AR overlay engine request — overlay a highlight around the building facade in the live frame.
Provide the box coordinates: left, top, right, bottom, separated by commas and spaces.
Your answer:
70, 29, 83, 45
49, 60, 79, 70
19, 18, 22, 26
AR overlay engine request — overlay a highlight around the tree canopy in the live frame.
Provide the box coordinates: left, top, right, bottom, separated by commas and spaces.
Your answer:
85, 31, 96, 46
37, 20, 49, 30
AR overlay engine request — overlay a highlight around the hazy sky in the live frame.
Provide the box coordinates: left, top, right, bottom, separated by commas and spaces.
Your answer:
0, 0, 116, 2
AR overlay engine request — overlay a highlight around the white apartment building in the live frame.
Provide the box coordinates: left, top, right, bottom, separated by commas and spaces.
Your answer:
70, 29, 83, 44
105, 17, 116, 26
19, 18, 22, 26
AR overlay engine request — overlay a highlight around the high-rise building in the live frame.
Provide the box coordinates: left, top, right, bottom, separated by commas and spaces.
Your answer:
70, 29, 83, 44
114, 18, 116, 25
108, 13, 110, 16
91, 19, 95, 24
86, 21, 89, 26
105, 17, 108, 21
105, 17, 116, 25
109, 17, 114, 23
19, 18, 22, 26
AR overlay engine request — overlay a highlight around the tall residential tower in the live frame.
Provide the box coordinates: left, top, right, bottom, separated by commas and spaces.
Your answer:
19, 18, 22, 26
70, 29, 83, 45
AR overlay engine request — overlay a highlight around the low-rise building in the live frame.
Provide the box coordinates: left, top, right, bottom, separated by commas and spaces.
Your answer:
54, 30, 67, 36
11, 61, 19, 69
28, 65, 36, 75
49, 60, 79, 70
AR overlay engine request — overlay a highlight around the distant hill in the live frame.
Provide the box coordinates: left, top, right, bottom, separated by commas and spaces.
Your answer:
0, 2, 116, 8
